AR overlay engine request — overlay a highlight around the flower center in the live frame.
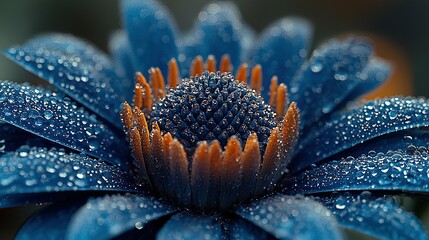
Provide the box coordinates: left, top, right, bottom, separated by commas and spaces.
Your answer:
151, 71, 277, 152
120, 55, 300, 210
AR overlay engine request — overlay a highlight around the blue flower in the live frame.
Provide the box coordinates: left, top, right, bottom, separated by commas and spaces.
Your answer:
1, 0, 428, 239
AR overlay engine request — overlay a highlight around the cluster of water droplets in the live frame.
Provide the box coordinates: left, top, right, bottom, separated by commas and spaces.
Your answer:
317, 192, 427, 239
290, 38, 373, 128
285, 146, 429, 195
5, 34, 124, 127
0, 146, 134, 195
294, 97, 429, 172
236, 195, 343, 239
0, 81, 127, 165
66, 194, 174, 239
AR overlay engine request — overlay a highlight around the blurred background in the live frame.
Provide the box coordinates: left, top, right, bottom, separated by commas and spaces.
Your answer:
0, 0, 429, 239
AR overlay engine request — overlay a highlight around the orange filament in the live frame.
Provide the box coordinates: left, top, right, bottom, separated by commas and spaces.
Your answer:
191, 55, 204, 77
250, 64, 262, 93
238, 133, 261, 201
269, 76, 278, 108
206, 55, 217, 73
136, 71, 148, 85
235, 63, 248, 83
120, 102, 133, 133
149, 67, 166, 101
191, 141, 210, 208
220, 54, 232, 73
276, 84, 287, 121
168, 58, 179, 89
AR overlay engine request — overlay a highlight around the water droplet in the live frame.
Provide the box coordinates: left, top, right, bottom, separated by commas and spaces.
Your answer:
88, 137, 100, 151
310, 60, 323, 73
388, 110, 398, 120
44, 110, 53, 120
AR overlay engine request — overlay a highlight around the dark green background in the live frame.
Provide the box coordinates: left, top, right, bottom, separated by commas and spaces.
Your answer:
0, 0, 429, 239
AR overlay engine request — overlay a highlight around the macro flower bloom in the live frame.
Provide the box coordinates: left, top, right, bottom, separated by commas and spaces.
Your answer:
1, 0, 429, 239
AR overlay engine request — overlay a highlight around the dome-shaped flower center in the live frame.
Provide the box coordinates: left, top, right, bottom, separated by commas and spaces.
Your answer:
120, 55, 300, 210
151, 71, 277, 152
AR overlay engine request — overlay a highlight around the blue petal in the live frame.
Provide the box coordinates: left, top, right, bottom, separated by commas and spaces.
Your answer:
5, 34, 125, 128
292, 97, 429, 173
318, 192, 429, 240
338, 128, 429, 158
249, 18, 312, 98
0, 81, 129, 165
290, 38, 373, 127
16, 199, 86, 240
0, 122, 59, 157
284, 148, 429, 195
0, 146, 135, 208
235, 195, 344, 240
122, 0, 178, 76
239, 24, 256, 62
178, 2, 243, 77
109, 31, 135, 101
66, 194, 176, 240
341, 59, 390, 104
157, 212, 223, 240
229, 219, 273, 240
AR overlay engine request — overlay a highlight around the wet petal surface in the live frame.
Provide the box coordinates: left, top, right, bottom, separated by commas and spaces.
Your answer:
0, 146, 134, 208
292, 97, 429, 172
179, 2, 243, 77
122, 0, 178, 76
0, 122, 60, 157
341, 59, 390, 104
5, 34, 125, 127
285, 148, 429, 195
236, 195, 344, 240
249, 18, 312, 98
158, 212, 222, 240
66, 194, 176, 240
291, 38, 373, 127
0, 81, 128, 165
318, 192, 429, 240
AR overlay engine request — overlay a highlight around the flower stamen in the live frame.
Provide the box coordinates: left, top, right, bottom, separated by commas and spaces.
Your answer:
219, 54, 232, 73
168, 58, 179, 89
205, 55, 216, 73
191, 55, 204, 77
235, 63, 248, 83
250, 64, 262, 93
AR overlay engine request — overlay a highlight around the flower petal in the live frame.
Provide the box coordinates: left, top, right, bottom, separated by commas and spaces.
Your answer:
122, 0, 178, 76
0, 81, 129, 165
109, 31, 135, 100
339, 128, 429, 158
292, 97, 429, 172
249, 17, 312, 98
0, 146, 135, 208
179, 2, 243, 77
235, 195, 344, 240
291, 38, 373, 127
0, 122, 59, 157
16, 199, 86, 240
66, 194, 176, 240
318, 192, 429, 240
229, 219, 273, 240
5, 34, 125, 128
340, 58, 390, 104
157, 212, 223, 240
284, 148, 429, 195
